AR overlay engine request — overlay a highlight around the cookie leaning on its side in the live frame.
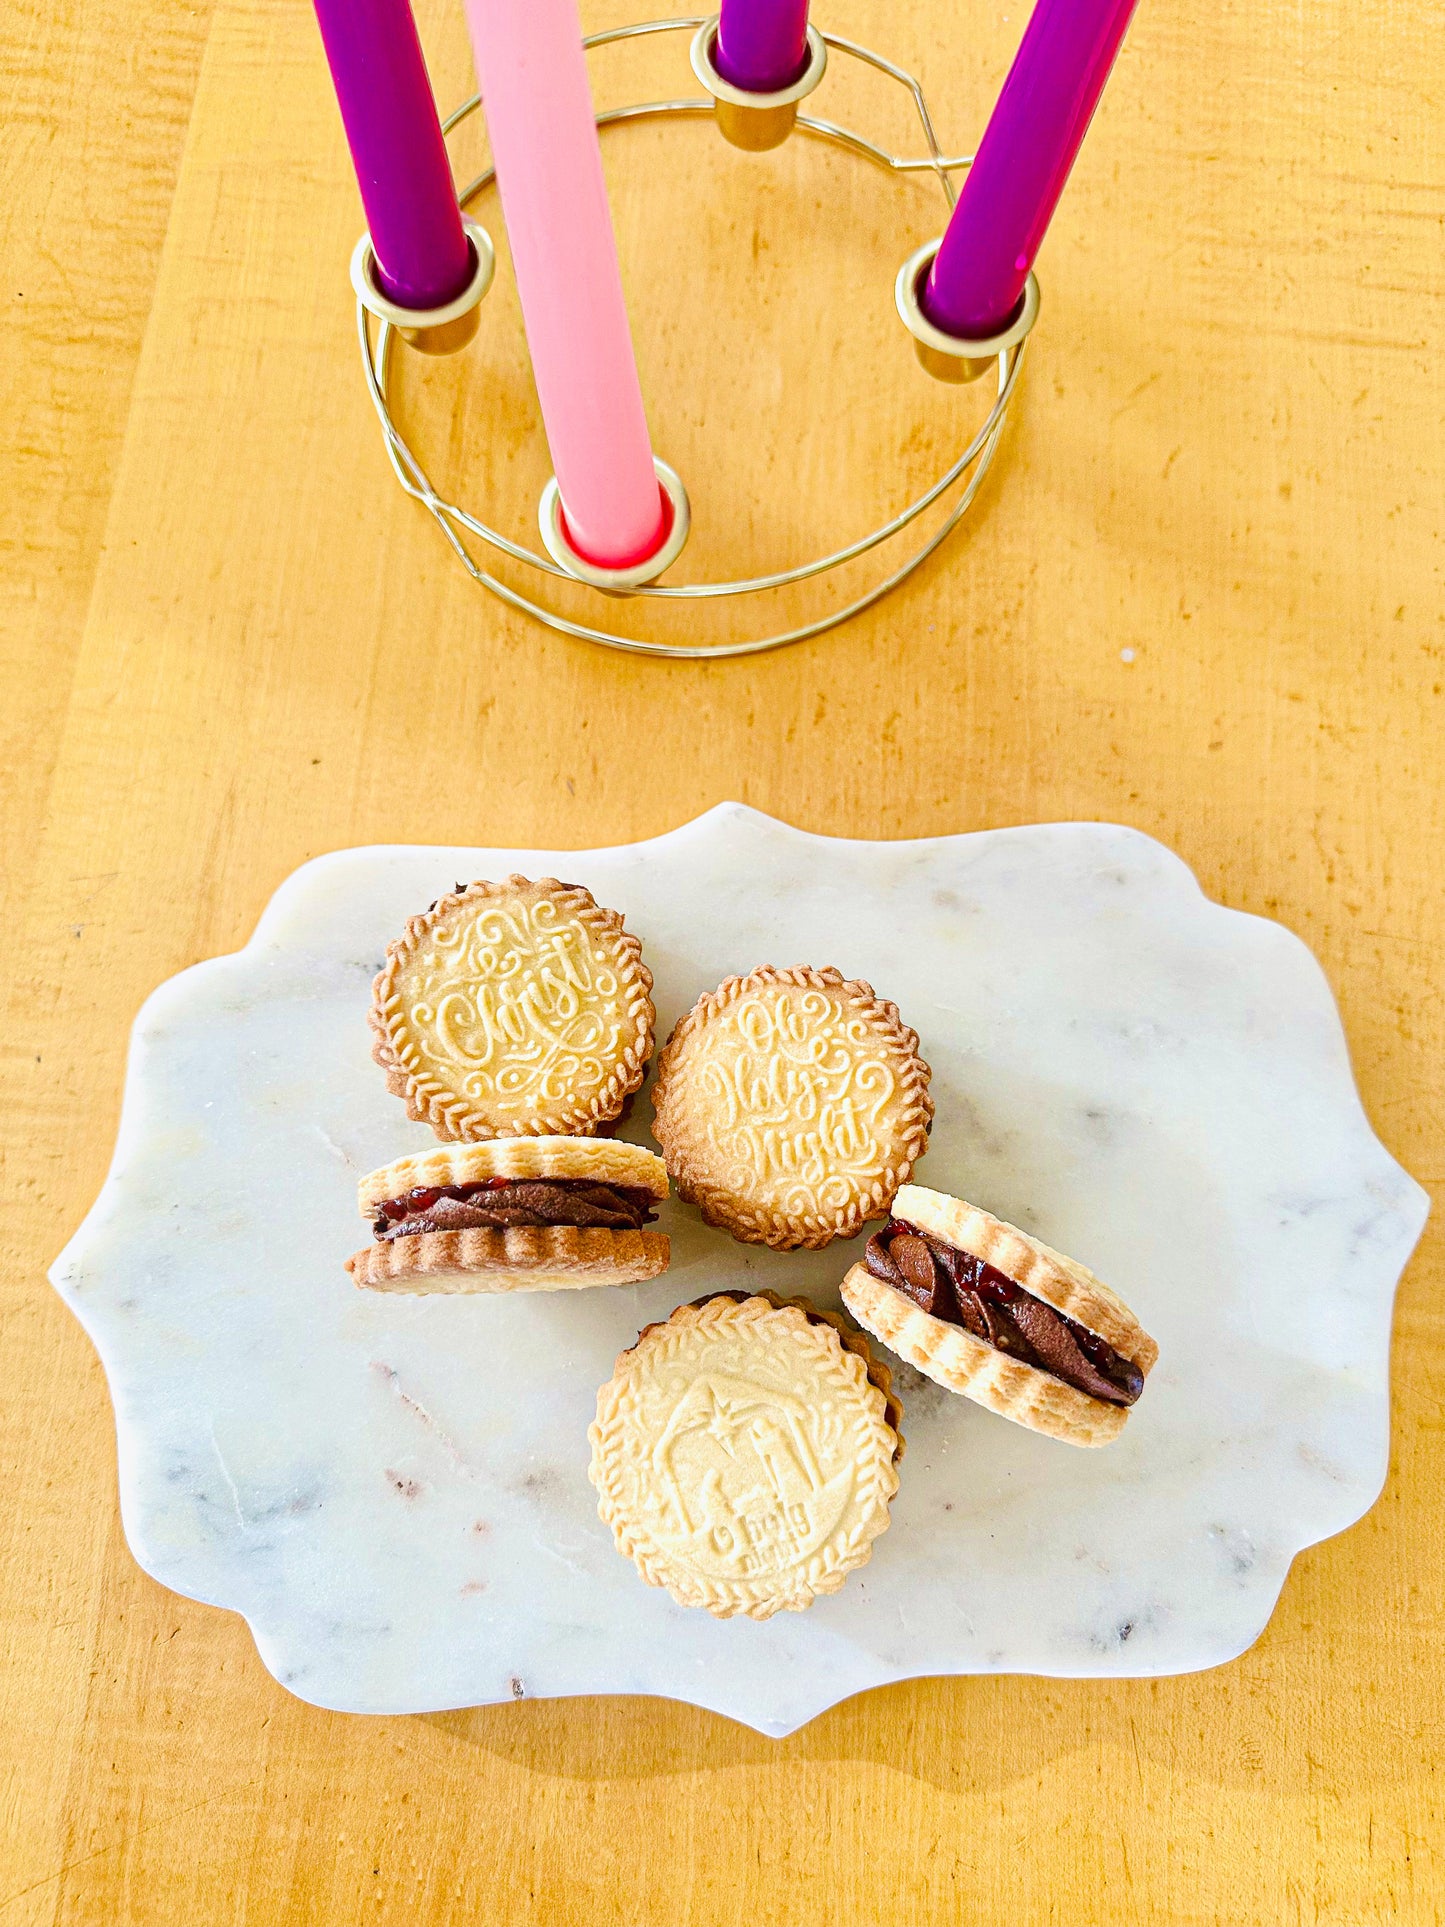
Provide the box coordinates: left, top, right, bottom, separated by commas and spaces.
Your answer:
347, 1138, 670, 1293
841, 1184, 1158, 1447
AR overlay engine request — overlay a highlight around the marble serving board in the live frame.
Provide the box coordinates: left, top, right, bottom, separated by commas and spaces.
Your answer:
51, 805, 1427, 1735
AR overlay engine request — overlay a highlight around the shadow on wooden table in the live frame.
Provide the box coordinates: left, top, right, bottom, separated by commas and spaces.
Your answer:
420, 1674, 1081, 1787
416, 1671, 1201, 1791
417, 1528, 1426, 1795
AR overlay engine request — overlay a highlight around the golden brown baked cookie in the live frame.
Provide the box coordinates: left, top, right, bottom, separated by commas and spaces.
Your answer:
356, 1137, 668, 1214
840, 1183, 1158, 1447
370, 876, 654, 1141
650, 966, 932, 1250
347, 1137, 669, 1293
348, 1226, 669, 1294
589, 1292, 902, 1619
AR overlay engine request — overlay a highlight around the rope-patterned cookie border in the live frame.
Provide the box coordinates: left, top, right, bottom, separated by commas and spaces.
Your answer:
588, 1294, 901, 1620
650, 965, 934, 1249
370, 874, 656, 1141
355, 1138, 669, 1215
347, 1223, 670, 1289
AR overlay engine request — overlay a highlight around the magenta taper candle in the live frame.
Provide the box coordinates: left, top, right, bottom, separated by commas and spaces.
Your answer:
715, 0, 811, 92
313, 0, 473, 312
925, 0, 1140, 340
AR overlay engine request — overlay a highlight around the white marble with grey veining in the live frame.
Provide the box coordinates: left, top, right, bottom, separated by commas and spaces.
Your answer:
50, 805, 1428, 1735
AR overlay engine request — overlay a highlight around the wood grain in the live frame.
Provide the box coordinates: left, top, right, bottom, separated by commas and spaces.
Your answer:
1, 0, 1441, 1918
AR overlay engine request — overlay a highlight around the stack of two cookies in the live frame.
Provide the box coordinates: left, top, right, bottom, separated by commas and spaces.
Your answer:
350, 876, 669, 1298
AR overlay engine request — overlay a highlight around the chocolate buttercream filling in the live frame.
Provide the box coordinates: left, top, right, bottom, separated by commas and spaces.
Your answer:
864, 1220, 1144, 1407
372, 1178, 658, 1241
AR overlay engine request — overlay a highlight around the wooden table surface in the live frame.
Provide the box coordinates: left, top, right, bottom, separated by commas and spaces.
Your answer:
3, 0, 1441, 1918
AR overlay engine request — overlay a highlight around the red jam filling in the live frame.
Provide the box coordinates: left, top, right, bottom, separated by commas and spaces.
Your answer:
371, 1177, 658, 1241
864, 1219, 1144, 1407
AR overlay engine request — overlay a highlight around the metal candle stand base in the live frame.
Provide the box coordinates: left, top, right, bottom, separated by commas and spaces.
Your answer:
353, 15, 1039, 661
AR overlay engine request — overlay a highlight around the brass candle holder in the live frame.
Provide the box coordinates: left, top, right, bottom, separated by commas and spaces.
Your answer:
896, 239, 1040, 385
350, 217, 496, 356
688, 19, 828, 151
351, 16, 1038, 658
539, 461, 692, 593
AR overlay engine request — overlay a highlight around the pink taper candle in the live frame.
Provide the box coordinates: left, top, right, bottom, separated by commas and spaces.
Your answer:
461, 0, 665, 568
925, 0, 1140, 339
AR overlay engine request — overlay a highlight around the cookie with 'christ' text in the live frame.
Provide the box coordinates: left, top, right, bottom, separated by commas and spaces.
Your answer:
369, 876, 655, 1141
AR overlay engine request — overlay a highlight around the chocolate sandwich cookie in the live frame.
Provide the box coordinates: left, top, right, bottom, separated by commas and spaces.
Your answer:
370, 875, 655, 1141
650, 965, 933, 1250
347, 1138, 670, 1293
840, 1183, 1158, 1447
589, 1293, 903, 1619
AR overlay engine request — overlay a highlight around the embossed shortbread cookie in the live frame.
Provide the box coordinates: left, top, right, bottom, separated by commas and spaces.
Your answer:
348, 1226, 669, 1294
650, 966, 933, 1249
356, 1137, 668, 1215
841, 1184, 1158, 1447
370, 876, 655, 1141
347, 1136, 669, 1293
589, 1293, 902, 1619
